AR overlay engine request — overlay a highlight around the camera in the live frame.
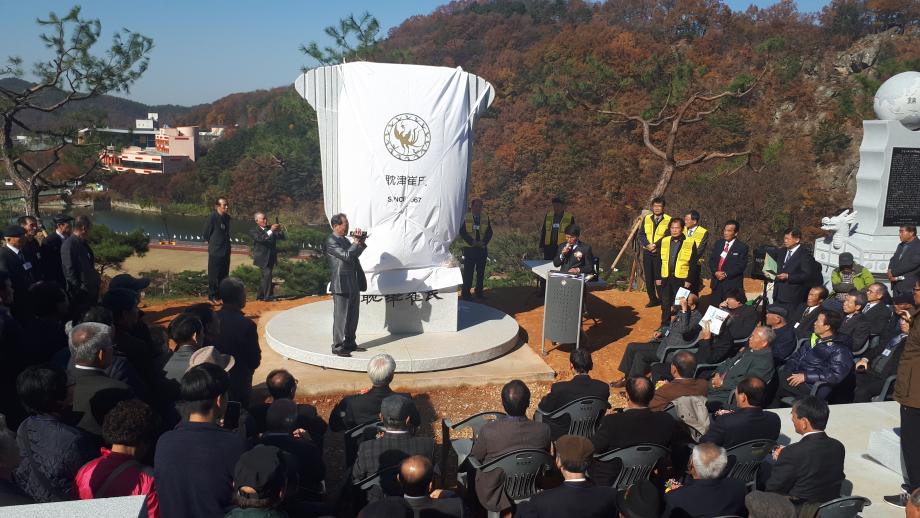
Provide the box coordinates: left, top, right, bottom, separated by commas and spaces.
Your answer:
350, 230, 368, 240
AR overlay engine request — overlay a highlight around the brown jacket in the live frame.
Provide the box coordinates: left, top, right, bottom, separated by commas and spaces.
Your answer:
895, 308, 920, 407
650, 378, 709, 411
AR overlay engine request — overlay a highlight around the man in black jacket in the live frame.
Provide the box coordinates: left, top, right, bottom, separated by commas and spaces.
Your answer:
61, 216, 100, 317
249, 212, 284, 301
792, 286, 829, 340
696, 288, 759, 365
888, 226, 920, 299
663, 443, 747, 518
840, 290, 872, 352
40, 214, 73, 287
203, 197, 231, 303
863, 283, 894, 336
212, 277, 260, 408
700, 376, 780, 447
770, 228, 820, 316
709, 219, 749, 304
536, 349, 609, 440
326, 212, 367, 356
0, 225, 35, 317
765, 396, 845, 504
360, 455, 465, 518
553, 224, 594, 275
775, 310, 854, 403
853, 316, 909, 402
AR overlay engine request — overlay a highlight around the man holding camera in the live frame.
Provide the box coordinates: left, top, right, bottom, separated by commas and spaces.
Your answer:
326, 213, 367, 357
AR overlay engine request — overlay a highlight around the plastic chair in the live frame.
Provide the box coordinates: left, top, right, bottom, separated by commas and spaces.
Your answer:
440, 411, 506, 478
724, 439, 776, 486
852, 335, 877, 357
593, 443, 669, 490
872, 375, 897, 402
344, 420, 382, 467
353, 464, 399, 491
694, 363, 721, 380
467, 449, 554, 518
534, 396, 610, 438
815, 495, 871, 518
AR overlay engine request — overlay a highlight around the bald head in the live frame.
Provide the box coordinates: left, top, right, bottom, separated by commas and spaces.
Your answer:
686, 293, 698, 309
399, 455, 433, 496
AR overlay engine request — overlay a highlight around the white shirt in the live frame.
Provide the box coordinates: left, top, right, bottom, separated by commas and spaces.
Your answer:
73, 364, 106, 373
5, 244, 20, 255
57, 231, 68, 240
786, 244, 800, 259
802, 430, 825, 438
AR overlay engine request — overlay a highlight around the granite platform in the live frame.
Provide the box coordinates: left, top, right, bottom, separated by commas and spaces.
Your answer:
264, 299, 521, 372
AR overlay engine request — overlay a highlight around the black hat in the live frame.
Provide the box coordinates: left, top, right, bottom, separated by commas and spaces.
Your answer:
109, 273, 151, 293
766, 305, 788, 319
101, 288, 139, 312
233, 445, 287, 499
617, 480, 662, 518
3, 225, 24, 238
838, 252, 854, 267
52, 214, 74, 225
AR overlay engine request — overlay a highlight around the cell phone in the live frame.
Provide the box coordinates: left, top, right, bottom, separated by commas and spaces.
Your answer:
223, 401, 241, 430
275, 216, 279, 225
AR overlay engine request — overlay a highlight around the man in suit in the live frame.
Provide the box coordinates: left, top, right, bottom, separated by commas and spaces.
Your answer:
40, 214, 72, 287
249, 212, 284, 301
682, 210, 708, 294
888, 226, 920, 299
360, 455, 465, 518
160, 314, 204, 388
353, 395, 435, 503
212, 277, 260, 408
515, 435, 618, 518
654, 218, 701, 327
553, 224, 594, 275
854, 316, 908, 402
650, 351, 708, 411
839, 290, 871, 352
637, 197, 671, 307
17, 216, 42, 276
459, 198, 492, 301
766, 305, 797, 365
250, 369, 327, 450
792, 286, 829, 340
326, 212, 367, 357
615, 294, 702, 387
330, 354, 420, 466
0, 225, 36, 317
766, 396, 846, 504
67, 322, 134, 443
863, 283, 894, 336
774, 310, 853, 403
696, 288, 759, 364
709, 219, 749, 304
700, 376, 781, 447
663, 443, 747, 518
771, 228, 819, 316
590, 377, 681, 487
537, 349, 610, 439
469, 380, 551, 513
202, 197, 231, 303
888, 281, 920, 508
707, 326, 776, 407
61, 216, 100, 318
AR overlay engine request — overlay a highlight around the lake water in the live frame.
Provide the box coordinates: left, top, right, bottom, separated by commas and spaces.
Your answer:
55, 208, 250, 240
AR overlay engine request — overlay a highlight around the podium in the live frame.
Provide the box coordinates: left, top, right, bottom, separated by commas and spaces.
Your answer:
541, 271, 585, 355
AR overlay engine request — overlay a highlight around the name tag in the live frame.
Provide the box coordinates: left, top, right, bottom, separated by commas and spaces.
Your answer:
473, 225, 480, 231
23, 262, 32, 271
882, 348, 892, 357
794, 322, 800, 329
552, 223, 560, 229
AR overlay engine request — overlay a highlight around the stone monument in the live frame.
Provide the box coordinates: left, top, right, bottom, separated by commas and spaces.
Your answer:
814, 71, 920, 279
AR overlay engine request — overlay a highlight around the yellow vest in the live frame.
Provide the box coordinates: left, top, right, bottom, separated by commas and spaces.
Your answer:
544, 212, 574, 246
659, 236, 696, 279
644, 213, 672, 244
465, 212, 490, 237
683, 225, 708, 265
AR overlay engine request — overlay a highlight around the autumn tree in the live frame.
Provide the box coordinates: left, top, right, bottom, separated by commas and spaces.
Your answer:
300, 12, 380, 67
0, 6, 153, 216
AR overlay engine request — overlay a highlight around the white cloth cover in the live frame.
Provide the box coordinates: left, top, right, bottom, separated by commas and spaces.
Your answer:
295, 62, 493, 294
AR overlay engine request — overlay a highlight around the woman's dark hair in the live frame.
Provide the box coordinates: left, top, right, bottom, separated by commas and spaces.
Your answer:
103, 399, 160, 447
169, 313, 203, 344
28, 281, 67, 317
17, 366, 67, 415
180, 363, 230, 416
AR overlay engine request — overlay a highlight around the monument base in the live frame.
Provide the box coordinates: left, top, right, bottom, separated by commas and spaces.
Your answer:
357, 285, 459, 334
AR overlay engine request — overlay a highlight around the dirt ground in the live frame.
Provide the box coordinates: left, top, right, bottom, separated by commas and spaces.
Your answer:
118, 248, 251, 276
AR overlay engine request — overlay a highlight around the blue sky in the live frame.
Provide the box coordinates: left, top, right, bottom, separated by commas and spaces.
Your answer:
1, 1, 830, 106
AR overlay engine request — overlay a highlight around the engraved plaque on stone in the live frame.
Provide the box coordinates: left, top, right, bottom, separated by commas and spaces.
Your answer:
883, 147, 920, 227
542, 272, 584, 352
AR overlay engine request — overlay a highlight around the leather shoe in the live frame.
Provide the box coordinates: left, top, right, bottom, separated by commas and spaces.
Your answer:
475, 293, 487, 300
645, 300, 660, 308
610, 377, 627, 388
345, 342, 366, 352
331, 347, 351, 357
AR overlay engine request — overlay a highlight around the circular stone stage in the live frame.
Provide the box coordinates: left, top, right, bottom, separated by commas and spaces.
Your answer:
264, 300, 520, 372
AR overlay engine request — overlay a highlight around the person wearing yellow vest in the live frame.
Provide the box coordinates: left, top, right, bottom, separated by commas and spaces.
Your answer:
540, 197, 575, 260
682, 210, 708, 293
637, 197, 671, 308
459, 198, 493, 301
654, 218, 701, 327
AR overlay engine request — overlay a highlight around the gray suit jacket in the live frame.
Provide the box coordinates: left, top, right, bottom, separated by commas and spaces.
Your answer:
656, 309, 703, 358
708, 347, 775, 405
325, 234, 367, 294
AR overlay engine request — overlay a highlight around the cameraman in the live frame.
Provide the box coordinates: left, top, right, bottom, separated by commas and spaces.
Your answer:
325, 213, 367, 357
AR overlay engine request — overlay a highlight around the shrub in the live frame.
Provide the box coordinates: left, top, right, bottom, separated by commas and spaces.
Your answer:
230, 264, 262, 294
274, 259, 330, 296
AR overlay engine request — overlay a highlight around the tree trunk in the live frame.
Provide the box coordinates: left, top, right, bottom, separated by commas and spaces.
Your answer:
647, 161, 676, 204
26, 186, 40, 218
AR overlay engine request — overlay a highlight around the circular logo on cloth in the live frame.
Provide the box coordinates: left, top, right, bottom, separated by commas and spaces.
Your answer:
384, 113, 431, 161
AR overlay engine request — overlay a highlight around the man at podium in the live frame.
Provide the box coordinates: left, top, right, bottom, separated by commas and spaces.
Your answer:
553, 224, 594, 275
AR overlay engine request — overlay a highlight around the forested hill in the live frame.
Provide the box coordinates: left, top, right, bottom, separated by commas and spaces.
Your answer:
109, 0, 920, 259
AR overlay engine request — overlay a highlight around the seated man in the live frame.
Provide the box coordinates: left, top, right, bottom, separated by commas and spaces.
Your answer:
766, 305, 797, 365
537, 349, 609, 440
650, 351, 708, 411
863, 283, 894, 336
353, 395, 435, 503
515, 435, 618, 518
773, 310, 853, 403
792, 286, 829, 341
590, 377, 681, 488
839, 290, 871, 352
829, 252, 875, 301
360, 455, 465, 518
765, 396, 845, 504
663, 443, 747, 518
707, 326, 776, 408
700, 376, 781, 447
613, 294, 702, 386
853, 315, 909, 402
469, 380, 551, 514
252, 369, 327, 449
330, 354, 420, 465
260, 398, 326, 496
696, 288, 758, 365
225, 445, 289, 517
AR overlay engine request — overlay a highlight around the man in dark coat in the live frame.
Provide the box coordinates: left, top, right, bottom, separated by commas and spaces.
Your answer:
792, 286, 829, 340
839, 290, 872, 352
202, 197, 231, 302
888, 226, 920, 299
249, 212, 284, 301
325, 212, 367, 357
212, 277, 260, 408
61, 216, 100, 317
700, 376, 781, 447
17, 216, 42, 278
709, 219, 749, 304
536, 349, 609, 439
663, 443, 747, 518
770, 228, 820, 316
774, 310, 853, 403
553, 224, 594, 275
707, 326, 776, 407
863, 282, 894, 336
854, 316, 908, 402
40, 214, 72, 287
0, 225, 36, 317
766, 305, 798, 365
695, 288, 759, 365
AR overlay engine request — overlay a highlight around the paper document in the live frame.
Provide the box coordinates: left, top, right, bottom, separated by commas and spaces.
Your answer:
763, 253, 778, 280
673, 287, 691, 305
699, 306, 730, 335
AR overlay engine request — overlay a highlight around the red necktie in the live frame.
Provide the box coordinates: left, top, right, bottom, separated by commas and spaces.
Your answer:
717, 242, 729, 271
